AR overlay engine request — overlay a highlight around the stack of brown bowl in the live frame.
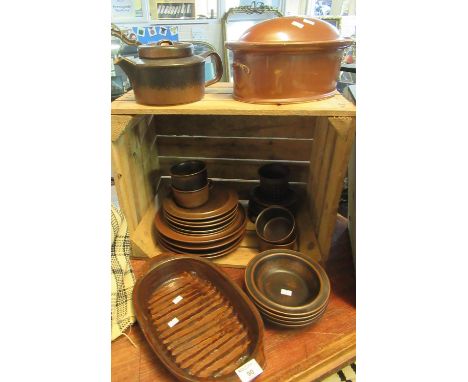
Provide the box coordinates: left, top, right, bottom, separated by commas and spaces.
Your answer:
248, 163, 299, 222
154, 160, 247, 259
256, 206, 297, 251
244, 249, 330, 328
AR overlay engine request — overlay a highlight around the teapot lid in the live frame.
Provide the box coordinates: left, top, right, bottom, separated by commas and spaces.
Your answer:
138, 40, 194, 59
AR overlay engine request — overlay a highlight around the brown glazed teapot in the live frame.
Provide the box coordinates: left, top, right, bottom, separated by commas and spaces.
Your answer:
115, 40, 223, 106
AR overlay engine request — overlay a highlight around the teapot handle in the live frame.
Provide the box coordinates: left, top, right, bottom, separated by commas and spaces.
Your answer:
111, 23, 141, 46
200, 51, 223, 87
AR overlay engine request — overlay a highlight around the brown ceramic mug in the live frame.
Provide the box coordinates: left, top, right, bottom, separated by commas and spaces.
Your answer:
170, 160, 207, 191
258, 163, 290, 202
171, 180, 212, 209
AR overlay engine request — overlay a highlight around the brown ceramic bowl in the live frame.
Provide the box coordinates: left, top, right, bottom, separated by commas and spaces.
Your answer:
255, 206, 295, 244
245, 249, 330, 315
170, 160, 207, 191
258, 163, 290, 201
171, 181, 211, 209
251, 298, 328, 322
258, 231, 297, 252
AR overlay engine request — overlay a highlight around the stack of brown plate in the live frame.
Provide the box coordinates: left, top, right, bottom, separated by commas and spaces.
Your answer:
244, 249, 330, 328
154, 184, 247, 259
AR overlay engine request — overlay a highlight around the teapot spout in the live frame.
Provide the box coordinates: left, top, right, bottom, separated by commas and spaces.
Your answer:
114, 56, 136, 81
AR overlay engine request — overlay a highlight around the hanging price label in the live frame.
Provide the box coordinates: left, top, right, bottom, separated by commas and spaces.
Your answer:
235, 359, 263, 382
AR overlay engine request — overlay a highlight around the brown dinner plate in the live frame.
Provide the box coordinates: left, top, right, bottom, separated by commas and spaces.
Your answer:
163, 185, 238, 220
164, 204, 238, 226
165, 221, 236, 236
157, 235, 244, 259
164, 209, 237, 231
155, 205, 246, 244
157, 227, 246, 251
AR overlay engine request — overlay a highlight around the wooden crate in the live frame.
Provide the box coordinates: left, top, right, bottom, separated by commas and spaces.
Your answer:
111, 83, 356, 266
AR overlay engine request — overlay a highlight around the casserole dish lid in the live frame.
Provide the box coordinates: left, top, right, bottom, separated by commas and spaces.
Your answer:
225, 16, 352, 51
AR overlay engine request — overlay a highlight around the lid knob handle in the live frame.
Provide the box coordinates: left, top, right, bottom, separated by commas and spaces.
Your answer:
157, 40, 174, 46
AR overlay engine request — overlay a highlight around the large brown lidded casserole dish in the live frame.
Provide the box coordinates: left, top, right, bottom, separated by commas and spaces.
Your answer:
133, 253, 265, 381
225, 17, 353, 104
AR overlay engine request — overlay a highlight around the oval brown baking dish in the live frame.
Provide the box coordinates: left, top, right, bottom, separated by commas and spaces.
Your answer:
225, 16, 353, 104
133, 253, 265, 381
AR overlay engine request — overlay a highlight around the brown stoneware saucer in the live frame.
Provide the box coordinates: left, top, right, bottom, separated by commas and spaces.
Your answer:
163, 185, 238, 221
248, 186, 299, 222
133, 254, 265, 381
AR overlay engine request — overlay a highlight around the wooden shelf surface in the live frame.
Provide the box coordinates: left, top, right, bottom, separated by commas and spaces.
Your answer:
112, 218, 356, 382
111, 82, 356, 117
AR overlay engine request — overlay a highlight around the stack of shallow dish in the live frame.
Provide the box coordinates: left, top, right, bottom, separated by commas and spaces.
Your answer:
248, 163, 299, 222
244, 249, 330, 328
154, 184, 247, 259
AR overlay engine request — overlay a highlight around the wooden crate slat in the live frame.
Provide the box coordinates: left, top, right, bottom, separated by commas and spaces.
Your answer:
111, 114, 145, 142
158, 177, 307, 202
158, 157, 309, 182
112, 138, 140, 233
156, 136, 313, 161
111, 116, 159, 234
307, 117, 330, 227
312, 124, 338, 234
316, 118, 356, 260
111, 84, 356, 116
152, 114, 316, 138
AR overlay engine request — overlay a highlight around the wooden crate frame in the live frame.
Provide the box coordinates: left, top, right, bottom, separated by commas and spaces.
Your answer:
111, 83, 355, 266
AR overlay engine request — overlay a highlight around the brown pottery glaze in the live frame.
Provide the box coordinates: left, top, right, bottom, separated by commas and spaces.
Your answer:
245, 250, 330, 315
155, 205, 246, 244
258, 163, 290, 201
225, 17, 353, 104
258, 231, 297, 252
171, 181, 211, 209
115, 40, 223, 106
248, 186, 299, 223
170, 160, 208, 191
133, 254, 265, 381
243, 249, 331, 328
163, 185, 238, 221
255, 206, 296, 244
